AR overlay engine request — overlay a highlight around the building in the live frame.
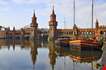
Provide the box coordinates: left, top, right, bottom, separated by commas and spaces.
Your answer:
0, 8, 106, 41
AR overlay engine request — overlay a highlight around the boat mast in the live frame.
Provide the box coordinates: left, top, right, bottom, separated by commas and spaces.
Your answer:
92, 0, 94, 29
73, 0, 76, 25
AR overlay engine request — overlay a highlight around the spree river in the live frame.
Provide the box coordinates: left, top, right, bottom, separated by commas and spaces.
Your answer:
0, 39, 105, 70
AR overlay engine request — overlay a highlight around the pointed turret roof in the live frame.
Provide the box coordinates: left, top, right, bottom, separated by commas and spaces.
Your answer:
96, 19, 99, 24
33, 10, 36, 18
51, 6, 56, 17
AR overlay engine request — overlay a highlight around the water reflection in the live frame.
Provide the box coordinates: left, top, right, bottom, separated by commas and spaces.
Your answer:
30, 40, 38, 70
0, 39, 104, 70
56, 47, 102, 62
48, 41, 57, 70
48, 40, 103, 70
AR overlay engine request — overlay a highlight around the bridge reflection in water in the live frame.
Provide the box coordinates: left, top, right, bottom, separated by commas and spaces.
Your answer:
0, 39, 104, 70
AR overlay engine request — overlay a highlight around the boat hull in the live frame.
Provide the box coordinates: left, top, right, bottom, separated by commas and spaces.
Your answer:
69, 40, 103, 50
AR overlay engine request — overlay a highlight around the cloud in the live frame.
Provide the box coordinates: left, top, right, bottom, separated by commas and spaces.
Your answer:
0, 0, 10, 7
12, 0, 35, 4
12, 0, 50, 4
0, 0, 11, 12
0, 0, 9, 5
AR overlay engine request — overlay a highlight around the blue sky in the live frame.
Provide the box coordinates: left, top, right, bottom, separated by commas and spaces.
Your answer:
0, 0, 106, 29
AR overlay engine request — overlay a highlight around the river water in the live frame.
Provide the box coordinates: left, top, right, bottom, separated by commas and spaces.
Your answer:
0, 39, 105, 70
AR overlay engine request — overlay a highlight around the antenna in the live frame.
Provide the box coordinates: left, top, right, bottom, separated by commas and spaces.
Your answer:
73, 0, 76, 25
51, 0, 55, 9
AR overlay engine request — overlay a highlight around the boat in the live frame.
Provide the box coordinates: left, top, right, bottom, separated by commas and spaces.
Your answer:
69, 39, 103, 50
56, 0, 104, 49
68, 0, 103, 49
55, 36, 70, 47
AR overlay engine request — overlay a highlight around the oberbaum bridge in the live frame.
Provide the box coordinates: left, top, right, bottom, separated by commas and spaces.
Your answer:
0, 8, 106, 41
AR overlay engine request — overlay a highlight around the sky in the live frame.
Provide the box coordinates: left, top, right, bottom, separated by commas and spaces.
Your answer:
0, 0, 106, 29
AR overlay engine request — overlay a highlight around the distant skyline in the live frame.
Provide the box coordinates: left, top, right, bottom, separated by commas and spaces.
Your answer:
0, 0, 106, 29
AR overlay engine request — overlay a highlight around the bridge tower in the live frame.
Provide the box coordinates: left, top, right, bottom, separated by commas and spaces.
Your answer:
30, 10, 38, 40
48, 6, 58, 41
73, 24, 79, 39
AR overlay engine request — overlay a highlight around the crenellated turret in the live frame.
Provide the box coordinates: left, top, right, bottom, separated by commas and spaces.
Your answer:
30, 10, 38, 40
48, 7, 58, 40
49, 8, 57, 26
30, 11, 38, 28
